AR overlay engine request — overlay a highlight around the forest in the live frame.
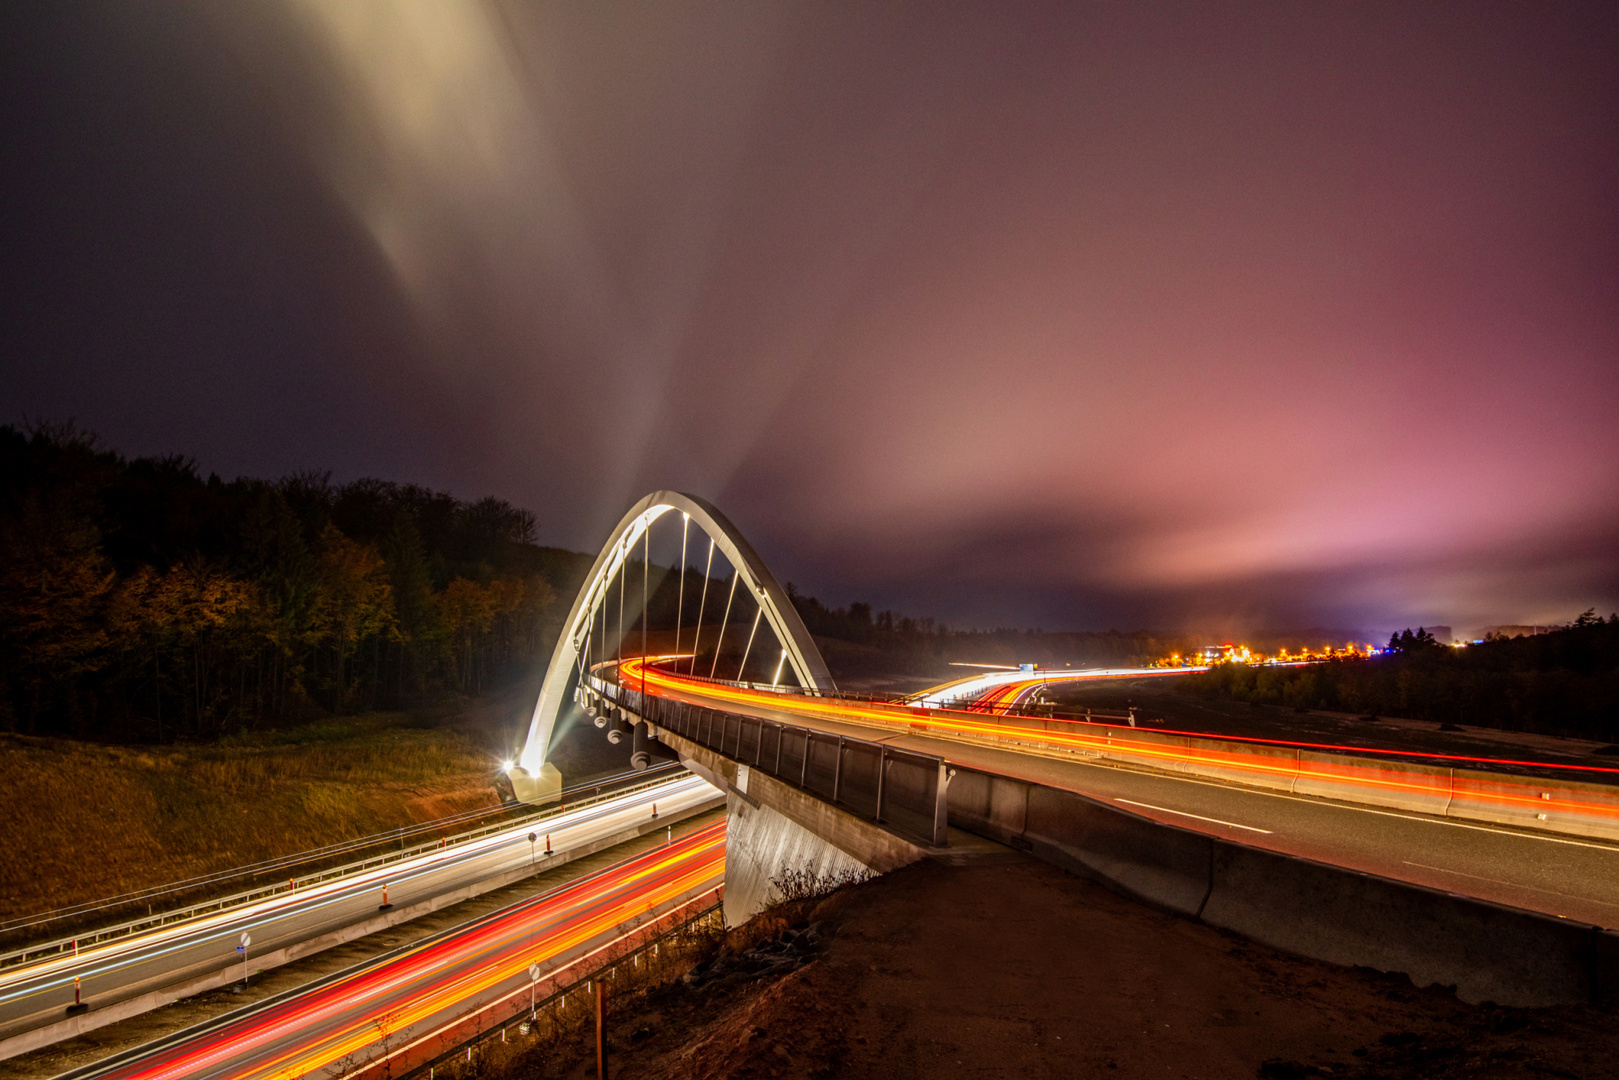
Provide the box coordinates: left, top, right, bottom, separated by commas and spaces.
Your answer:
0, 423, 591, 741
4, 422, 1386, 744
1181, 614, 1619, 741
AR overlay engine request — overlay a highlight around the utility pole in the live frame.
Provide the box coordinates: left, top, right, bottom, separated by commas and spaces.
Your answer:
595, 979, 608, 1080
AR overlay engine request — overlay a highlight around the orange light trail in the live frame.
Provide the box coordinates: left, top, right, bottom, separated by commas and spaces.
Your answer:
616, 659, 1619, 832
98, 824, 725, 1080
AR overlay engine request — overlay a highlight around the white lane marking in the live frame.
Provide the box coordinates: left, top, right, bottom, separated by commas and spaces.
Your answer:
873, 718, 1619, 851
1400, 861, 1619, 908
0, 777, 714, 1004
1072, 759, 1619, 853
1114, 799, 1273, 834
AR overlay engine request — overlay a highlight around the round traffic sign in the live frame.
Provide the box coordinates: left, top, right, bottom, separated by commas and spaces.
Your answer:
239, 932, 251, 948
528, 962, 539, 983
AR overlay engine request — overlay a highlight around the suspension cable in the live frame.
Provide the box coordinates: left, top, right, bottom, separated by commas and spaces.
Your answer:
674, 513, 689, 659
709, 570, 740, 679
690, 538, 715, 675
641, 522, 650, 695
737, 602, 764, 682
616, 539, 625, 674
577, 607, 591, 680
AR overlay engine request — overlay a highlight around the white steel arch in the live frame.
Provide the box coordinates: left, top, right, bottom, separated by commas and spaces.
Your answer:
507, 491, 835, 801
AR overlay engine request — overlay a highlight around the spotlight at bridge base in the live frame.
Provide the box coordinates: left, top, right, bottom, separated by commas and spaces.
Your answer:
506, 761, 563, 805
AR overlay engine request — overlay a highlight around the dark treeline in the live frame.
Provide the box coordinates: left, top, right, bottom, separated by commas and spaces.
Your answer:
785, 584, 1198, 674
1180, 613, 1619, 741
0, 423, 590, 741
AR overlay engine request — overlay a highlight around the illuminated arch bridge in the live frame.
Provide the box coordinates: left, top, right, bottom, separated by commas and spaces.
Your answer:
505, 491, 838, 803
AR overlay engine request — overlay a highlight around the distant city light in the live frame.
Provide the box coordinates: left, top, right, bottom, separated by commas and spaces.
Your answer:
1153, 641, 1379, 668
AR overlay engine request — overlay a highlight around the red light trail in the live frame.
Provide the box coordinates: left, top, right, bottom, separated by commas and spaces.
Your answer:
617, 658, 1619, 834
87, 823, 725, 1080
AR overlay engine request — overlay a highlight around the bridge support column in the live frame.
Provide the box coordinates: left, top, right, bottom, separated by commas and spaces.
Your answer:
655, 727, 931, 926
721, 789, 874, 927
506, 762, 563, 805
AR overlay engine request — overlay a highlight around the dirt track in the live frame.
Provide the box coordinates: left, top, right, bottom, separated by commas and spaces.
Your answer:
511, 856, 1619, 1080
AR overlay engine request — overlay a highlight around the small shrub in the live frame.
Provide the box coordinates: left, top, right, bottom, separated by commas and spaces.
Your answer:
768, 862, 871, 906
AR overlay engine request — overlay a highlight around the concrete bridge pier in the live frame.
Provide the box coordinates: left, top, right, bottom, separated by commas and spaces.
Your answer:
721, 789, 874, 926
660, 728, 933, 927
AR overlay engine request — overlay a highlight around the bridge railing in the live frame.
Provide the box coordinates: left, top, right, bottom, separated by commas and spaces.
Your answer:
594, 677, 950, 847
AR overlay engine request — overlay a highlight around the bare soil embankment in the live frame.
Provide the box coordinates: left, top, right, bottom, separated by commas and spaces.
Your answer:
0, 715, 503, 927
484, 857, 1618, 1080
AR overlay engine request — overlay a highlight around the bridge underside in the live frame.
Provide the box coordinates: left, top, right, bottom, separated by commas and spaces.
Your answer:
590, 678, 949, 924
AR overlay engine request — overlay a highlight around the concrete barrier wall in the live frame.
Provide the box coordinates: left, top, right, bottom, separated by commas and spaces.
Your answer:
1023, 784, 1214, 918
1152, 736, 1302, 792
1597, 930, 1619, 1005
1292, 752, 1455, 815
946, 765, 1616, 1007
889, 706, 1619, 843
1447, 769, 1619, 840
1200, 843, 1595, 1007
950, 768, 1211, 918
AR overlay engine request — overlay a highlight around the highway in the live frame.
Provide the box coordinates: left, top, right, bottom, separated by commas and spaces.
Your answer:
0, 774, 720, 1054
61, 823, 726, 1080
906, 666, 1199, 710
618, 659, 1619, 928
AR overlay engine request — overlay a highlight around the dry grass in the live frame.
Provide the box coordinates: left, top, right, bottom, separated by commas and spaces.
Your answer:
0, 715, 503, 928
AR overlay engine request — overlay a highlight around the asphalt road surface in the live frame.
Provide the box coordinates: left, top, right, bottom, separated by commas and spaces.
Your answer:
0, 775, 719, 1051
59, 823, 726, 1080
622, 660, 1619, 929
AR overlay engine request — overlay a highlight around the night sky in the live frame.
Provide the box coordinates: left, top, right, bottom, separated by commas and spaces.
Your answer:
2, 3, 1615, 636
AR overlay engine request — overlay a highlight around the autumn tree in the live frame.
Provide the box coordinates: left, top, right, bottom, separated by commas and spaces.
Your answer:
313, 525, 396, 712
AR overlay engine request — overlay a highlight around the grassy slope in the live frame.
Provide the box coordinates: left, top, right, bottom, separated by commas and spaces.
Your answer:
0, 716, 503, 925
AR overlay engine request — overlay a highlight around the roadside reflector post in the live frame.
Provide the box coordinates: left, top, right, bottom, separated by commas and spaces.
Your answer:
67, 976, 87, 1015
379, 883, 393, 911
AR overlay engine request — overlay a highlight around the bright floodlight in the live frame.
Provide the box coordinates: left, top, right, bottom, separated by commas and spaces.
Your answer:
501, 760, 514, 772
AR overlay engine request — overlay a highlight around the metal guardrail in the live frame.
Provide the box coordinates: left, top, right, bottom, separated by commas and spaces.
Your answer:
0, 769, 686, 972
1, 798, 537, 939
592, 658, 1138, 721
401, 897, 724, 1080
592, 676, 950, 847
